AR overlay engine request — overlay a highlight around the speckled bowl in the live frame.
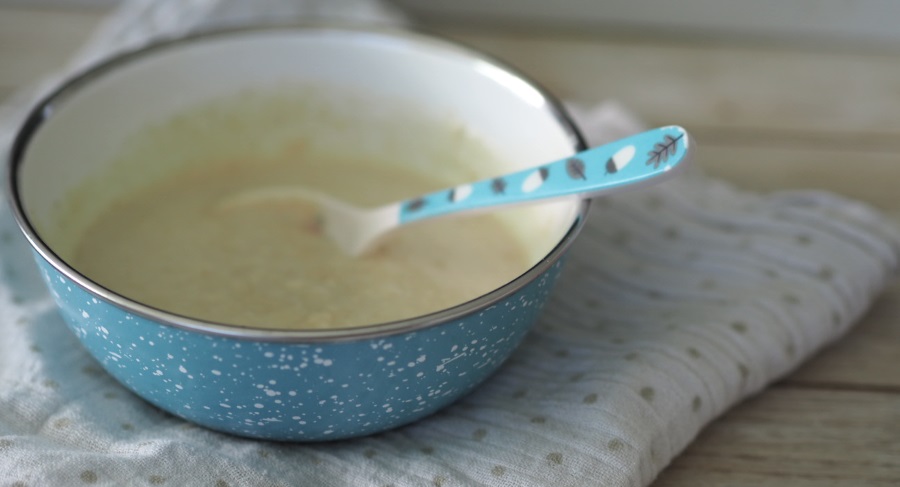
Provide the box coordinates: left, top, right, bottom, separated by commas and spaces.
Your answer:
7, 26, 588, 441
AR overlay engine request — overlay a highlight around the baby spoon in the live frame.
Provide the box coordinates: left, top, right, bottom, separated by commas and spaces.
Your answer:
221, 125, 693, 256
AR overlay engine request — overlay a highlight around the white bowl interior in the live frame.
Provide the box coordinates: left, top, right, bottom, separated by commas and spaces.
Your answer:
19, 28, 582, 280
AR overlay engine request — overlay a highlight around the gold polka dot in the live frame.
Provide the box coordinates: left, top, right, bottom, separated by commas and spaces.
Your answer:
624, 352, 639, 361
530, 415, 546, 424
421, 446, 435, 455
539, 323, 560, 333
512, 389, 527, 399
818, 266, 834, 281
149, 475, 165, 485
607, 438, 624, 451
53, 418, 71, 429
81, 365, 103, 377
782, 294, 801, 305
363, 449, 377, 459
692, 396, 702, 412
786, 342, 796, 357
687, 347, 702, 359
640, 387, 655, 402
456, 402, 475, 411
738, 363, 749, 380
80, 470, 98, 484
731, 321, 748, 334
491, 465, 506, 477
719, 222, 737, 233
611, 231, 630, 246
121, 423, 134, 431
583, 393, 598, 404
215, 480, 229, 487
645, 195, 663, 209
796, 234, 812, 245
472, 428, 487, 441
547, 452, 563, 465
433, 476, 447, 487
831, 311, 842, 327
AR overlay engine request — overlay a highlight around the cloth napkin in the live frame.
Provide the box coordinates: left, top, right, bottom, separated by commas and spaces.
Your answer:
2, 1, 899, 486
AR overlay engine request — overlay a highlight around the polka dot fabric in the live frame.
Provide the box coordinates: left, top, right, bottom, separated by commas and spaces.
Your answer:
2, 2, 899, 485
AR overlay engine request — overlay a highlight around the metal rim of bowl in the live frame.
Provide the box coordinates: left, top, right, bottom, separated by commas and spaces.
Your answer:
6, 23, 590, 343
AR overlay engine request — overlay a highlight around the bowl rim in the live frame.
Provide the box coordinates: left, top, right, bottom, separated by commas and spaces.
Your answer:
7, 23, 590, 343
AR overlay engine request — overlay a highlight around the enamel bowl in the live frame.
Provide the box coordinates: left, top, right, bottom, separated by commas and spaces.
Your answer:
7, 26, 588, 441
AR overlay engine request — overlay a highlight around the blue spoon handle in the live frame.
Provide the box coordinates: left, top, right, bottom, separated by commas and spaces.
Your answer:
397, 125, 692, 223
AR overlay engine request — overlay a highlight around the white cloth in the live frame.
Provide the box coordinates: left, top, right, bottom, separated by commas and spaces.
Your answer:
2, 2, 899, 486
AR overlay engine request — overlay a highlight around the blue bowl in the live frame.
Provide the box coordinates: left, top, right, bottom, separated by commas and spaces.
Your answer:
7, 26, 588, 441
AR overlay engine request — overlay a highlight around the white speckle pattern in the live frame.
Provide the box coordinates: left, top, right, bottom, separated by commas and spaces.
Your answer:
37, 256, 562, 440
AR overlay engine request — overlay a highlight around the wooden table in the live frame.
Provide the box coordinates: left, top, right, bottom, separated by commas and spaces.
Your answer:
3, 6, 899, 485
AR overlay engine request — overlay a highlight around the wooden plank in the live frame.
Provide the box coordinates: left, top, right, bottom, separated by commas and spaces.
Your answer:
0, 7, 106, 94
398, 0, 900, 49
7, 10, 900, 144
654, 387, 900, 486
697, 143, 900, 212
439, 29, 900, 142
